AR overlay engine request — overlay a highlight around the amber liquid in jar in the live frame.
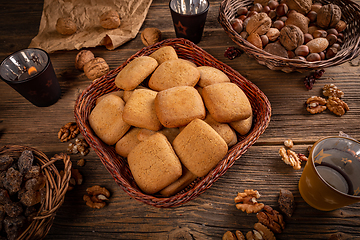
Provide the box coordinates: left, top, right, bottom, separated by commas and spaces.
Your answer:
299, 147, 358, 211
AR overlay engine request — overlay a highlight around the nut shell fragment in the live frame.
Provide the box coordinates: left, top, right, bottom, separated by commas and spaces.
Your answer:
278, 189, 296, 217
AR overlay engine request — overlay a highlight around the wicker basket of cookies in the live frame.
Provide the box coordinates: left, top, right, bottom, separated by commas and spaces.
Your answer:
0, 145, 72, 240
74, 38, 271, 208
218, 0, 360, 72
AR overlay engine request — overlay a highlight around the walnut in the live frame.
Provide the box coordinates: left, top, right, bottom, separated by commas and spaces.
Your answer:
246, 223, 276, 240
323, 84, 344, 98
75, 50, 95, 71
284, 0, 312, 15
66, 168, 83, 191
83, 57, 109, 81
56, 17, 77, 35
317, 4, 341, 28
246, 13, 272, 35
234, 189, 264, 214
100, 10, 121, 29
298, 153, 308, 162
58, 122, 80, 142
67, 138, 90, 156
83, 185, 110, 209
326, 96, 349, 116
279, 147, 302, 170
223, 231, 237, 240
283, 139, 293, 148
279, 25, 304, 51
141, 28, 162, 46
257, 205, 285, 234
278, 189, 295, 217
306, 96, 327, 114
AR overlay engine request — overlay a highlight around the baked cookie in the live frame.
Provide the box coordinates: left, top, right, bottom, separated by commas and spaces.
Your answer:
149, 59, 200, 91
155, 86, 206, 128
123, 89, 162, 131
197, 66, 231, 87
204, 112, 238, 147
172, 119, 228, 177
115, 56, 158, 90
202, 82, 252, 122
128, 133, 182, 194
149, 46, 178, 65
115, 128, 142, 158
89, 94, 131, 145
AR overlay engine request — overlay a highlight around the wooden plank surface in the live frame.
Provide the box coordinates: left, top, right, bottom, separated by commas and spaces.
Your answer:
0, 0, 360, 239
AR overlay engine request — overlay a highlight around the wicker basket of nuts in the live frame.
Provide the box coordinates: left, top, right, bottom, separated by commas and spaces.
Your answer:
218, 0, 360, 72
0, 145, 72, 240
74, 38, 271, 208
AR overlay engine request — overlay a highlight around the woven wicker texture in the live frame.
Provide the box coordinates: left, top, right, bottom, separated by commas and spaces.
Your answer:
218, 0, 360, 72
74, 38, 271, 208
0, 146, 72, 240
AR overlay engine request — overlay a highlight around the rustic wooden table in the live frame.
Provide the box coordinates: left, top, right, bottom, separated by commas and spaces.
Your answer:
1, 0, 360, 239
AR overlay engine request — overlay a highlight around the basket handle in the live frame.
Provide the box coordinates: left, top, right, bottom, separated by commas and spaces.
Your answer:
36, 153, 72, 219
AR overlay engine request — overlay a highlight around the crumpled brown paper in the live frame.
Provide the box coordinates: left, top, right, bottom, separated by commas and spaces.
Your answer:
29, 0, 153, 53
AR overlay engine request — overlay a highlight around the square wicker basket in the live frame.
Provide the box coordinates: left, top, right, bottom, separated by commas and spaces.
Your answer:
218, 0, 360, 73
0, 145, 71, 240
74, 38, 271, 208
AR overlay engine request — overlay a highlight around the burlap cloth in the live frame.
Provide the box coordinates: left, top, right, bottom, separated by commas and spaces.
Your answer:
29, 0, 153, 53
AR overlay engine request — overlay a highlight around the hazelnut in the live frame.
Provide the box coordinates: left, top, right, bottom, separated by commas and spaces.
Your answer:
83, 57, 110, 81
268, 0, 279, 10
240, 31, 249, 39
100, 10, 121, 29
231, 19, 243, 33
261, 34, 269, 46
319, 51, 326, 60
308, 25, 320, 35
306, 11, 317, 23
237, 7, 248, 16
268, 10, 277, 20
327, 28, 339, 36
75, 50, 95, 71
304, 33, 313, 43
247, 11, 259, 18
273, 20, 285, 30
335, 20, 347, 32
276, 3, 288, 16
262, 6, 271, 14
239, 15, 247, 21
311, 3, 323, 13
326, 47, 338, 59
287, 50, 295, 58
306, 52, 321, 61
141, 27, 162, 46
295, 45, 309, 56
327, 34, 338, 46
254, 0, 271, 7
250, 3, 263, 12
56, 17, 77, 35
313, 29, 327, 38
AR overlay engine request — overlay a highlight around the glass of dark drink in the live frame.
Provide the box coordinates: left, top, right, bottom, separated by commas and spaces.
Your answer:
0, 48, 61, 107
169, 0, 210, 44
299, 136, 360, 211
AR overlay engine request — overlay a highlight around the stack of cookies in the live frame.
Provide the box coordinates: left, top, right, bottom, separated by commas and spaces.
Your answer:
88, 46, 253, 197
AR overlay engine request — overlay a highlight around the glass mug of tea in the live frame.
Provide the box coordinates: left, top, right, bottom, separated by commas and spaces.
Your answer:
299, 136, 360, 211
